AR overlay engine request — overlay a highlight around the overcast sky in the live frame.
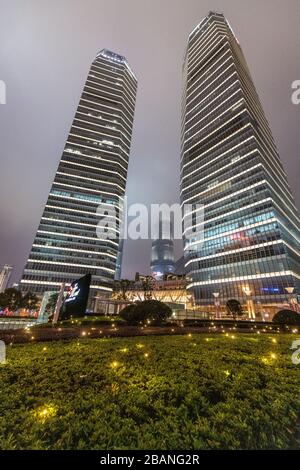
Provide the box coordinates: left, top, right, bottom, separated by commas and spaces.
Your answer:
0, 0, 299, 284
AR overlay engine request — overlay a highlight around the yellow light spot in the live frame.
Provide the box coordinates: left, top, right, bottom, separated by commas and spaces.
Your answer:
144, 353, 149, 358
136, 343, 144, 349
225, 333, 229, 337
224, 370, 230, 377
31, 336, 35, 340
270, 353, 277, 360
188, 333, 192, 338
110, 361, 120, 369
81, 331, 86, 336
272, 338, 277, 344
231, 335, 235, 339
43, 347, 47, 351
35, 404, 57, 423
121, 348, 128, 353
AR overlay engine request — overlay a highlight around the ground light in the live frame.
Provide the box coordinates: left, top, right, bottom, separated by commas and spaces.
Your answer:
34, 404, 57, 423
110, 361, 120, 369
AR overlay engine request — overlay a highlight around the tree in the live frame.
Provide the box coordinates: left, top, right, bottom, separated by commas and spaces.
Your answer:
113, 279, 134, 301
273, 309, 300, 325
119, 300, 172, 326
142, 276, 154, 300
0, 288, 22, 311
226, 299, 243, 320
21, 291, 39, 310
118, 304, 140, 324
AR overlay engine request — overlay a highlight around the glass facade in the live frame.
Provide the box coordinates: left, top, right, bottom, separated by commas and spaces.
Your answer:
180, 12, 300, 308
21, 50, 137, 295
150, 218, 175, 278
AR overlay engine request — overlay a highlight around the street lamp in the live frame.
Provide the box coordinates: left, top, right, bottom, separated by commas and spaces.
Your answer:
213, 292, 220, 319
243, 286, 255, 320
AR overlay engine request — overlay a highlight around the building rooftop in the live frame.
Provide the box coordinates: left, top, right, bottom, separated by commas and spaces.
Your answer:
96, 49, 137, 81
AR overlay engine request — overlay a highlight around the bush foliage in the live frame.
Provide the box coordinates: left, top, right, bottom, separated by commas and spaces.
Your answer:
120, 300, 172, 325
226, 299, 243, 319
273, 309, 300, 325
0, 333, 299, 450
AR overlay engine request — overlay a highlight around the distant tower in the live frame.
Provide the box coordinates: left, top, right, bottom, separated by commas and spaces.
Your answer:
0, 265, 13, 292
150, 216, 175, 279
20, 50, 137, 295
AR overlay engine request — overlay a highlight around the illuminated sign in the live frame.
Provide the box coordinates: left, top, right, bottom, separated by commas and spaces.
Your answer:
62, 274, 91, 318
65, 283, 81, 303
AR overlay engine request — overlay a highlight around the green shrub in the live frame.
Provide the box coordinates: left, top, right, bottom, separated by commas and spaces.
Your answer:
0, 333, 299, 449
119, 300, 172, 325
273, 309, 300, 325
226, 299, 243, 319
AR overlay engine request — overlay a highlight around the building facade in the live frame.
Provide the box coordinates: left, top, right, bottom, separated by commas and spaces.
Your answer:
150, 217, 175, 278
21, 50, 137, 295
0, 264, 13, 293
180, 12, 300, 312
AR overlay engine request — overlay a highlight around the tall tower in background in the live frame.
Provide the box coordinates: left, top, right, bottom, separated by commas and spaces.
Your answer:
0, 264, 13, 293
21, 50, 137, 295
150, 217, 175, 279
181, 12, 300, 311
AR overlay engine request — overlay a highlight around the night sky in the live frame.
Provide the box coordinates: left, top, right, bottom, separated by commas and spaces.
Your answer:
0, 0, 299, 285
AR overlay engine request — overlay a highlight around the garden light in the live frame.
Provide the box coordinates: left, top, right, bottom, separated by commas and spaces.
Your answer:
110, 361, 120, 369
35, 404, 57, 423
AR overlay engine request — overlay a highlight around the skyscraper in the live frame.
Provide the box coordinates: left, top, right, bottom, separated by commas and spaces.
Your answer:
150, 217, 175, 279
180, 12, 300, 312
0, 264, 13, 293
21, 50, 137, 295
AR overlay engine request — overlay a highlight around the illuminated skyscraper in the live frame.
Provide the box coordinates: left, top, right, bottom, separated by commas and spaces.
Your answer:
150, 217, 175, 279
181, 12, 300, 311
21, 50, 137, 295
